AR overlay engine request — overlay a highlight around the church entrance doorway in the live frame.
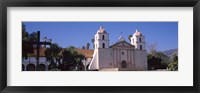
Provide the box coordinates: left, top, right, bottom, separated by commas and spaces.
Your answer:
122, 60, 127, 68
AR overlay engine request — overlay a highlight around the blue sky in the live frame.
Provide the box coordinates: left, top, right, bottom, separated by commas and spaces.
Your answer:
23, 22, 178, 51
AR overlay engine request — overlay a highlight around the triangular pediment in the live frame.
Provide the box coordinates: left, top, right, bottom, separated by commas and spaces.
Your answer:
110, 41, 134, 48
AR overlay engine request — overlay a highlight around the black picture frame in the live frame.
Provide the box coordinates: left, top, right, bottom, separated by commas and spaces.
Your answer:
0, 0, 199, 93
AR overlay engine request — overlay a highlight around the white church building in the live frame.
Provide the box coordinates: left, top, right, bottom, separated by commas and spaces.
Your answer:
88, 26, 148, 71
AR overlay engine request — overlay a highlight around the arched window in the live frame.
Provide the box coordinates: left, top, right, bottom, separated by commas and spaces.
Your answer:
22, 64, 25, 71
122, 52, 124, 55
26, 64, 36, 71
102, 35, 105, 40
122, 61, 127, 68
102, 43, 105, 48
37, 64, 46, 71
140, 45, 142, 50
139, 38, 142, 42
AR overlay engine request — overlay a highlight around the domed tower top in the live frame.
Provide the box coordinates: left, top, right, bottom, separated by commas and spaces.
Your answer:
133, 29, 143, 37
97, 26, 107, 34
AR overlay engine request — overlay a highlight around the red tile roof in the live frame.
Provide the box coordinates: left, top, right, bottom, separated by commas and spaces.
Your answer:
28, 47, 94, 58
75, 49, 94, 58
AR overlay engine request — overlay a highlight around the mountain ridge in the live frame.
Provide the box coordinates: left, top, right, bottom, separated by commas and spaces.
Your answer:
161, 48, 178, 57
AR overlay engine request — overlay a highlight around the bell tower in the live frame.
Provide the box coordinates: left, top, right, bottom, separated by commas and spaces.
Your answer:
94, 26, 109, 49
89, 26, 110, 70
131, 29, 146, 50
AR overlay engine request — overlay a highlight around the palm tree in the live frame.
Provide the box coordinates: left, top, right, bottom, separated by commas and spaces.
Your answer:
22, 23, 29, 41
91, 38, 95, 49
76, 54, 85, 71
62, 47, 86, 71
44, 48, 52, 63
44, 43, 62, 70
22, 23, 34, 61
86, 42, 90, 49
82, 46, 85, 49
128, 35, 132, 42
29, 32, 38, 42
62, 49, 71, 70
22, 43, 34, 61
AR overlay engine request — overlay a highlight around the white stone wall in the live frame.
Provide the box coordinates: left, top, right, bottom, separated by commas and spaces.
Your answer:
97, 41, 109, 48
23, 57, 47, 66
112, 48, 136, 71
134, 42, 146, 50
88, 50, 99, 69
89, 48, 148, 71
134, 50, 148, 70
22, 57, 48, 71
99, 68, 118, 71
98, 48, 113, 69
120, 49, 127, 61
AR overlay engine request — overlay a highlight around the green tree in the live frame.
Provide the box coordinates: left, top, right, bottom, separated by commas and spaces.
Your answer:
44, 43, 62, 70
86, 42, 90, 49
69, 46, 76, 49
91, 38, 95, 49
168, 54, 178, 71
128, 35, 132, 42
82, 46, 86, 49
44, 48, 52, 62
168, 61, 178, 71
22, 23, 34, 61
29, 32, 38, 42
22, 43, 34, 61
147, 43, 157, 55
154, 52, 170, 63
147, 54, 161, 70
22, 23, 29, 41
147, 52, 169, 70
50, 43, 62, 58
61, 47, 86, 71
172, 54, 178, 62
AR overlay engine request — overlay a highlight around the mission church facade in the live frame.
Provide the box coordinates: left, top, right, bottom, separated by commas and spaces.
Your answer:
22, 26, 147, 71
88, 26, 148, 71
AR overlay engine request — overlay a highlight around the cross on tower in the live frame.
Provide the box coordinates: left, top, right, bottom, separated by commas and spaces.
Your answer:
23, 31, 51, 71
